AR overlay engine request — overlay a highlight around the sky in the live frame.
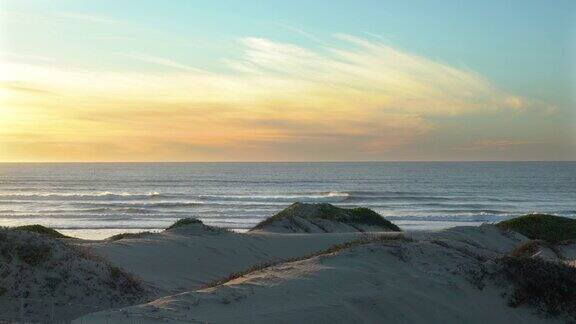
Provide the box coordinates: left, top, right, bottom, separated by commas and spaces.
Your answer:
0, 0, 574, 162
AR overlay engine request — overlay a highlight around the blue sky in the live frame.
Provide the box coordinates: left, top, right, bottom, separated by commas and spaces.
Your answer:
0, 0, 574, 161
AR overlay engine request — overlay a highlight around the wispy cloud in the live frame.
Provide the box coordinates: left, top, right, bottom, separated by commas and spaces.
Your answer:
0, 81, 57, 95
229, 34, 526, 115
361, 32, 396, 43
0, 35, 538, 161
454, 139, 542, 151
124, 54, 210, 74
272, 22, 328, 45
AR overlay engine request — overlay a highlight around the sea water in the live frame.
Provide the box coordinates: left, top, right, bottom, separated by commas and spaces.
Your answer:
0, 162, 574, 239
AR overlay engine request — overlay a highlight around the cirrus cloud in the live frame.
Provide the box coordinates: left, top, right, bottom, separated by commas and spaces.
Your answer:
0, 35, 533, 161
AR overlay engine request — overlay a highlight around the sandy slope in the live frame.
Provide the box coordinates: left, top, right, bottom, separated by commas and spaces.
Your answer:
79, 223, 370, 294
0, 229, 152, 323
77, 225, 569, 324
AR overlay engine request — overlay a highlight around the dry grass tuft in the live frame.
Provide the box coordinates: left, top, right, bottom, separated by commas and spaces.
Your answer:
494, 256, 576, 320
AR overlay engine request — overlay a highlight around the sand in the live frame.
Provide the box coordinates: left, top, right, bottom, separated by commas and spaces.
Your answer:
3, 219, 574, 323
77, 224, 368, 294
74, 224, 575, 323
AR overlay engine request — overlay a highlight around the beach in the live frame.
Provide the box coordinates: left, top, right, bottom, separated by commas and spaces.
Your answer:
2, 204, 576, 323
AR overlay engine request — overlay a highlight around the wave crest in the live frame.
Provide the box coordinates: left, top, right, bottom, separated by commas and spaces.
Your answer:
0, 191, 163, 201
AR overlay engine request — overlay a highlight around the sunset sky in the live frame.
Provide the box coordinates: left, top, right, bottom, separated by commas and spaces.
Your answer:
0, 0, 574, 162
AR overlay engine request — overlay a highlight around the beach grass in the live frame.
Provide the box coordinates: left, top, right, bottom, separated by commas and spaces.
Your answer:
12, 224, 70, 239
495, 256, 576, 319
165, 218, 203, 230
344, 207, 401, 231
508, 240, 562, 259
497, 214, 576, 243
252, 202, 401, 232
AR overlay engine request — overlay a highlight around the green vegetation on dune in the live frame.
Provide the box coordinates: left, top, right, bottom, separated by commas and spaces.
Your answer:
497, 214, 576, 243
251, 209, 293, 230
252, 203, 401, 232
12, 225, 69, 239
345, 207, 401, 231
165, 218, 203, 230
314, 204, 401, 231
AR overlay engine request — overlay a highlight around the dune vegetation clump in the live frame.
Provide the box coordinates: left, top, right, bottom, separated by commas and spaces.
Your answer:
342, 207, 401, 231
508, 240, 542, 258
497, 214, 576, 243
312, 204, 401, 230
494, 256, 576, 321
0, 231, 54, 266
108, 232, 153, 241
14, 240, 52, 266
508, 240, 562, 259
164, 218, 230, 235
251, 202, 401, 232
165, 218, 204, 230
12, 224, 70, 239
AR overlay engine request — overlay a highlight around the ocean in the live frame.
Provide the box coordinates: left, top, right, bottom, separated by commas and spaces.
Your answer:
0, 162, 574, 239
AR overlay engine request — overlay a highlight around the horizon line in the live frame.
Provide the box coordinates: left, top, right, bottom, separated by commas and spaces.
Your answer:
0, 160, 574, 164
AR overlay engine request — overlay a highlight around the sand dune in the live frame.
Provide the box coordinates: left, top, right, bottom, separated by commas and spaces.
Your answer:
78, 221, 367, 294
250, 202, 401, 233
0, 229, 152, 322
76, 224, 574, 323
4, 210, 576, 323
